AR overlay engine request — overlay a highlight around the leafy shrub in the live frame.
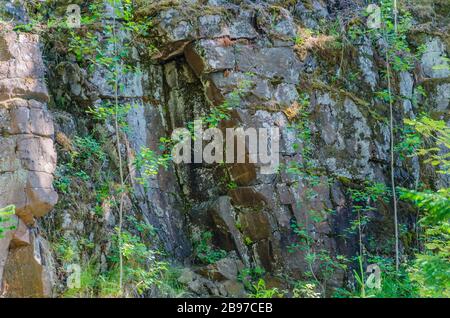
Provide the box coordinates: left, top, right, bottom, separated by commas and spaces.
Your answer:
0, 205, 16, 239
248, 279, 284, 298
194, 231, 227, 264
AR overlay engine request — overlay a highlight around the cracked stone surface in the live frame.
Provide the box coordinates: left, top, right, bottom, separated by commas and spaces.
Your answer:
0, 25, 56, 297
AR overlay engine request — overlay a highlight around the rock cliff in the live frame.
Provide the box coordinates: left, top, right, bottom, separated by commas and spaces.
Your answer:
0, 0, 448, 297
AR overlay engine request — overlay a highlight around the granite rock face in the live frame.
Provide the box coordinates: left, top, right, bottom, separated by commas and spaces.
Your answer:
0, 0, 448, 297
143, 0, 448, 293
0, 25, 57, 297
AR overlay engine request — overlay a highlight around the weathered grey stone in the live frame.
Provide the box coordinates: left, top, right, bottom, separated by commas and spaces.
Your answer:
199, 15, 229, 38
0, 31, 45, 80
0, 0, 442, 298
400, 72, 415, 115
0, 171, 28, 211
272, 8, 297, 40
0, 78, 48, 102
256, 6, 295, 43
435, 83, 450, 111
185, 39, 235, 76
252, 239, 276, 271
400, 72, 414, 99
421, 38, 450, 79
92, 64, 143, 98
0, 0, 28, 23
229, 10, 258, 39
235, 45, 302, 84
208, 196, 250, 266
221, 280, 246, 297
16, 135, 56, 174
51, 110, 76, 138
198, 254, 244, 282
178, 268, 196, 284
158, 8, 197, 42
209, 71, 254, 95
274, 83, 299, 106
215, 256, 244, 281
9, 101, 54, 137
358, 41, 378, 90
277, 183, 295, 205
0, 136, 21, 172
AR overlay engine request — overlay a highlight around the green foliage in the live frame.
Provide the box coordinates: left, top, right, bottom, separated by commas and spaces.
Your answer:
111, 227, 168, 296
74, 135, 107, 162
118, 0, 153, 36
0, 205, 16, 239
352, 255, 369, 298
87, 101, 132, 130
349, 182, 391, 205
63, 262, 98, 298
238, 266, 266, 292
404, 116, 450, 174
288, 221, 348, 297
238, 267, 283, 298
374, 0, 417, 72
248, 279, 283, 298
305, 250, 348, 290
244, 236, 253, 246
346, 182, 391, 236
64, 224, 168, 297
287, 221, 311, 252
53, 134, 106, 194
409, 244, 449, 298
395, 126, 423, 161
399, 116, 450, 298
400, 189, 450, 297
186, 77, 253, 131
226, 180, 238, 190
193, 231, 227, 264
126, 215, 156, 237
284, 93, 322, 185
369, 257, 418, 298
292, 281, 321, 298
157, 267, 189, 298
54, 237, 77, 263
336, 256, 419, 298
68, 31, 100, 63
402, 189, 450, 223
134, 146, 171, 181
13, 22, 35, 33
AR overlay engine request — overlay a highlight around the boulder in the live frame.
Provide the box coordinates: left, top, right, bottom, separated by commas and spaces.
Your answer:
197, 254, 244, 281
221, 280, 247, 297
2, 233, 54, 298
208, 196, 250, 266
239, 211, 271, 241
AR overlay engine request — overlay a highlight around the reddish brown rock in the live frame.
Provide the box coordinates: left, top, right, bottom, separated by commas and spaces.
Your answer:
2, 239, 52, 298
10, 219, 30, 248
229, 187, 268, 206
239, 211, 271, 241
0, 26, 57, 295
